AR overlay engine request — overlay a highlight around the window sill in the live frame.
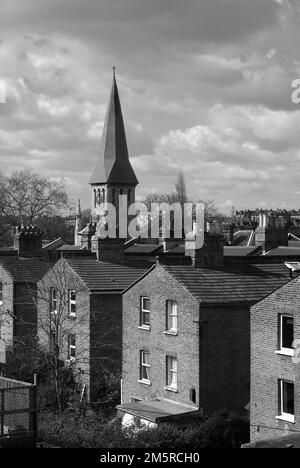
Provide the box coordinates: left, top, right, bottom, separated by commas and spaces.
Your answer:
138, 326, 150, 331
68, 314, 76, 320
163, 331, 178, 336
164, 386, 178, 393
66, 358, 75, 364
275, 349, 294, 357
138, 379, 151, 386
276, 414, 295, 424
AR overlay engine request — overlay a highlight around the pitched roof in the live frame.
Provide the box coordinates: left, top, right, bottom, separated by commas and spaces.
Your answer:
43, 238, 68, 251
89, 74, 138, 186
64, 257, 151, 292
117, 400, 200, 424
224, 246, 261, 256
0, 257, 50, 282
264, 246, 300, 257
125, 243, 162, 255
162, 263, 290, 304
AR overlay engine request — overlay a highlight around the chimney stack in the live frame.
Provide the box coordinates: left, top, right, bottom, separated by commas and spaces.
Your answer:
185, 231, 224, 268
222, 223, 235, 245
14, 225, 43, 258
92, 237, 125, 263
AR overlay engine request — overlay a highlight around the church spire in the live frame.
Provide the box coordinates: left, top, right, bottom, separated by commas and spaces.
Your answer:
74, 199, 83, 247
89, 70, 138, 186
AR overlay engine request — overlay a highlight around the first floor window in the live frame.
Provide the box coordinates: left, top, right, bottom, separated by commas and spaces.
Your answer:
50, 287, 57, 314
68, 290, 76, 317
166, 300, 177, 332
68, 334, 76, 361
0, 282, 3, 305
279, 380, 294, 421
140, 297, 150, 328
140, 351, 150, 381
166, 356, 178, 389
279, 315, 293, 352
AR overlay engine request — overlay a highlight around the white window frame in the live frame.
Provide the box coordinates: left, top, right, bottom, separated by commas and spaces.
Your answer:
277, 380, 295, 423
68, 334, 76, 361
0, 281, 3, 305
279, 315, 294, 356
68, 289, 76, 318
50, 287, 57, 314
166, 356, 178, 391
139, 350, 150, 384
140, 297, 150, 329
166, 300, 178, 333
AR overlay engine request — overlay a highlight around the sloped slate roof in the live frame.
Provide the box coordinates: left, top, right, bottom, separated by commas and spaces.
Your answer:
233, 230, 253, 246
125, 243, 162, 255
0, 257, 50, 283
264, 246, 300, 257
224, 246, 261, 256
89, 75, 138, 186
163, 263, 290, 304
117, 400, 200, 424
43, 238, 68, 251
65, 257, 151, 292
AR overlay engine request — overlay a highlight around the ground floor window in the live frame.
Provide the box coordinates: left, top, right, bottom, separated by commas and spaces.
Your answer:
279, 379, 294, 422
166, 356, 178, 389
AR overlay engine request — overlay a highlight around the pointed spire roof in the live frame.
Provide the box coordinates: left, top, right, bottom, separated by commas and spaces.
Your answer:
89, 70, 138, 186
76, 199, 82, 218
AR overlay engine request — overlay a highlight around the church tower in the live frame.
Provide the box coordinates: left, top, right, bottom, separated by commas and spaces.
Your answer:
89, 69, 138, 262
89, 68, 138, 223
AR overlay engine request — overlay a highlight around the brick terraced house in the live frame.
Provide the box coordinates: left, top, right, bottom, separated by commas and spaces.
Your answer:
0, 227, 49, 364
250, 264, 300, 443
117, 234, 291, 427
37, 256, 148, 401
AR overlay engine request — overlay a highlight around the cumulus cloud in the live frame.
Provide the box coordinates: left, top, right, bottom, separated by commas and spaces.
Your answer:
0, 0, 299, 209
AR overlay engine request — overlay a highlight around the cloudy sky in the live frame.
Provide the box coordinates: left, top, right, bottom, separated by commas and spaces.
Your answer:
1, 0, 300, 212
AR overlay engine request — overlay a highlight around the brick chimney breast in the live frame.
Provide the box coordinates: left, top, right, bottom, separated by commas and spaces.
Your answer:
185, 232, 224, 268
14, 225, 43, 258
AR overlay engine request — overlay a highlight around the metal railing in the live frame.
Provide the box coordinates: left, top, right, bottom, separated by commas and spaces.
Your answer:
0, 375, 37, 439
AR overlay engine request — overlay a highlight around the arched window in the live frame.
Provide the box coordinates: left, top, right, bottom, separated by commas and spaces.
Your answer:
112, 188, 116, 205
128, 189, 132, 205
93, 189, 96, 208
102, 188, 105, 204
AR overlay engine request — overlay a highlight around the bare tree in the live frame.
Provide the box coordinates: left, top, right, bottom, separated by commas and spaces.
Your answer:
174, 171, 188, 207
143, 171, 225, 225
0, 168, 69, 227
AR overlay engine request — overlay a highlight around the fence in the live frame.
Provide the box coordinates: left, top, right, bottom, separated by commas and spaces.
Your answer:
0, 375, 37, 440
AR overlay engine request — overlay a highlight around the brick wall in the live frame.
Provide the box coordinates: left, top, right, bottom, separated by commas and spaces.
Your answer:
199, 304, 250, 415
0, 266, 14, 358
90, 293, 122, 400
250, 276, 300, 442
122, 265, 200, 408
14, 283, 38, 341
